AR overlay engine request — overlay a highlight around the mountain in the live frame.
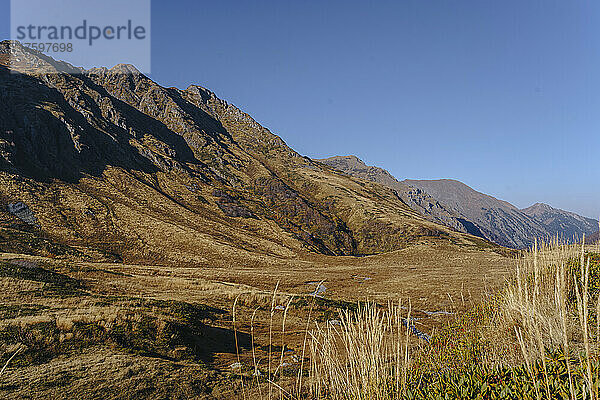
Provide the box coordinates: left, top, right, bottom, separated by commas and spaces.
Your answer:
317, 156, 486, 238
404, 180, 599, 248
0, 41, 496, 265
521, 203, 598, 241
319, 155, 595, 249
0, 41, 525, 399
319, 156, 547, 248
589, 231, 599, 244
402, 179, 551, 248
318, 155, 404, 188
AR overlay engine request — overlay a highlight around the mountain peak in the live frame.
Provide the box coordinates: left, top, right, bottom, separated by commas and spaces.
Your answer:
317, 157, 493, 238
317, 155, 400, 186
109, 63, 142, 74
0, 40, 83, 74
524, 202, 554, 212
522, 202, 577, 217
521, 203, 598, 241
321, 155, 367, 167
1, 41, 143, 76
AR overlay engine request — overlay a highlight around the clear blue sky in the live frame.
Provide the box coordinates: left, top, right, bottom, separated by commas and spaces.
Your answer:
1, 1, 599, 218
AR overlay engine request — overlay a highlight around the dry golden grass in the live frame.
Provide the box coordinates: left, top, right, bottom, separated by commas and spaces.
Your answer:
502, 239, 580, 355
307, 303, 411, 400
216, 235, 600, 400
7, 231, 599, 399
0, 237, 513, 399
294, 238, 600, 400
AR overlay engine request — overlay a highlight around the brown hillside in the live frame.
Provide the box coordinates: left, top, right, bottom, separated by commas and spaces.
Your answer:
0, 41, 500, 265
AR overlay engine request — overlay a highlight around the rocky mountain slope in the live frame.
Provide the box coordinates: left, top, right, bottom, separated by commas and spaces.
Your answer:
403, 179, 550, 248
317, 156, 486, 238
521, 203, 598, 241
320, 155, 594, 248
0, 41, 497, 265
405, 180, 598, 247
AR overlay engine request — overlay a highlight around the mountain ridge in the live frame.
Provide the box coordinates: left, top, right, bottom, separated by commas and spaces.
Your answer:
316, 156, 487, 238
320, 154, 596, 248
521, 202, 598, 241
0, 41, 499, 265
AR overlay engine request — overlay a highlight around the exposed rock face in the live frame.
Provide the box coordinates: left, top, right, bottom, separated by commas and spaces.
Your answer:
402, 179, 549, 248
521, 203, 598, 242
0, 41, 492, 263
403, 179, 599, 248
320, 156, 596, 249
318, 156, 486, 238
6, 201, 37, 225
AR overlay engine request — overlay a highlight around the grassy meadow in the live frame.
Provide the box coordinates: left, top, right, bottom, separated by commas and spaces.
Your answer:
227, 239, 600, 399
1, 238, 599, 399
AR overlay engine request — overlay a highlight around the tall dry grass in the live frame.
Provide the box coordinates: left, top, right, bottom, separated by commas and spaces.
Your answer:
232, 236, 600, 399
232, 292, 419, 399
501, 236, 600, 399
308, 302, 412, 400
502, 238, 581, 353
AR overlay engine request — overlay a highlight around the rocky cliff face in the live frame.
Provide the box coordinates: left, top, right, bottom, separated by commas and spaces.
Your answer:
319, 155, 595, 249
521, 203, 598, 242
0, 41, 492, 263
403, 179, 550, 248
317, 156, 486, 238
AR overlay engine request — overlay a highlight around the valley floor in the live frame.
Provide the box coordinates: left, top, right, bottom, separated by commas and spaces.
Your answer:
0, 243, 513, 399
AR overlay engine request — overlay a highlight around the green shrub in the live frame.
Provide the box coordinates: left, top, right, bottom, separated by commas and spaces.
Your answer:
405, 351, 598, 399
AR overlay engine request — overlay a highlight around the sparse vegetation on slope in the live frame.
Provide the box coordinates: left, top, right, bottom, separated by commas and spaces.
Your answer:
0, 41, 499, 268
300, 241, 600, 400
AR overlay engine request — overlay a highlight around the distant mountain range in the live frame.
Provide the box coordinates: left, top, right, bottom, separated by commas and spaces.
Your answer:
318, 156, 485, 237
520, 203, 598, 243
319, 156, 598, 248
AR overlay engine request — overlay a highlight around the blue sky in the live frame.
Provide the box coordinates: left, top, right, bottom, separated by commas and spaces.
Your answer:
1, 1, 599, 218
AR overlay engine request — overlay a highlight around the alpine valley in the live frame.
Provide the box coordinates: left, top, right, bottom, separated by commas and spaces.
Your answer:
0, 42, 595, 399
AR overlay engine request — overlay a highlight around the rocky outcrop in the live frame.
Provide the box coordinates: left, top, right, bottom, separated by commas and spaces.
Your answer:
6, 201, 37, 225
521, 203, 598, 242
318, 156, 486, 239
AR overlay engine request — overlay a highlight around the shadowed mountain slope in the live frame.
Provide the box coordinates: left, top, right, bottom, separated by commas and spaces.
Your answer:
319, 155, 595, 249
521, 203, 598, 242
0, 41, 497, 265
317, 156, 486, 238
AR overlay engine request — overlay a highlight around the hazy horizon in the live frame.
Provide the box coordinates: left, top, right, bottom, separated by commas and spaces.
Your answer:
1, 0, 598, 218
